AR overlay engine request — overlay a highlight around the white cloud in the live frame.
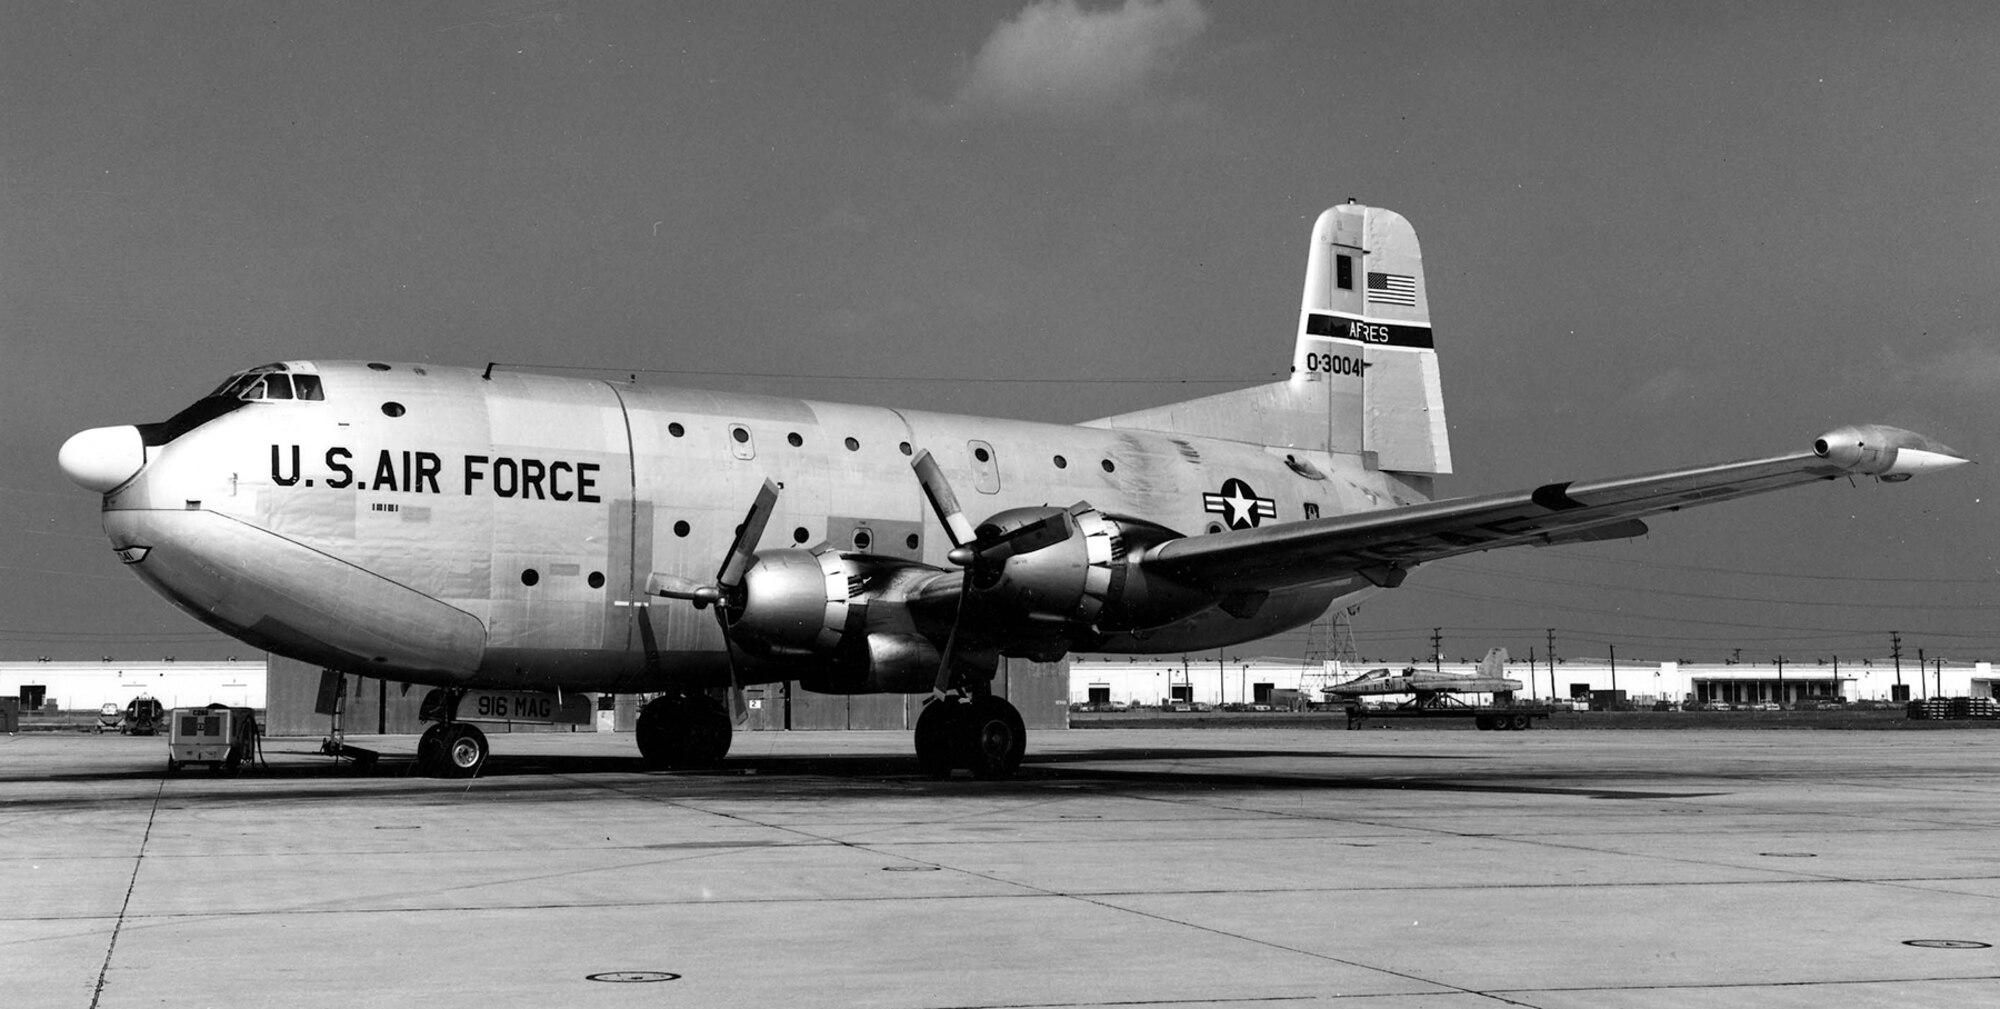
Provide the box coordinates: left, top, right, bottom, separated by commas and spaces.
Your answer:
940, 0, 1209, 124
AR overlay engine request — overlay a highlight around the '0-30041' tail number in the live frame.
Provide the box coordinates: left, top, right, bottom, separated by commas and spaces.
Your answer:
1303, 352, 1368, 376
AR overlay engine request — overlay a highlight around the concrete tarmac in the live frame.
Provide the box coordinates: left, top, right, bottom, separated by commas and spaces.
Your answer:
4, 727, 1997, 1008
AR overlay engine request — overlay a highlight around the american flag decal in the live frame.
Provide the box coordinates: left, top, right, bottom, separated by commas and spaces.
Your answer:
1366, 271, 1418, 307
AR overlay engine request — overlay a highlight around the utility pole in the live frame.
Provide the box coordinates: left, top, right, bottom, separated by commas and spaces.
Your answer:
1609, 644, 1617, 696
1546, 628, 1557, 702
1431, 627, 1443, 674
1775, 655, 1786, 706
1528, 647, 1538, 701
1892, 632, 1904, 699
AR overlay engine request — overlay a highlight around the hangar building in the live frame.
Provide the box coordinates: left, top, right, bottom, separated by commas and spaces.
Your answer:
1071, 655, 1998, 708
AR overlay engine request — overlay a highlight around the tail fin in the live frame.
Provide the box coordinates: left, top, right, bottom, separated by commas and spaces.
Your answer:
1087, 202, 1451, 474
1293, 204, 1452, 473
1477, 647, 1508, 679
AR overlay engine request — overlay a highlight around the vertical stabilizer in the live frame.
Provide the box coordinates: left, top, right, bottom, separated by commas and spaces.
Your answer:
1477, 647, 1508, 679
1292, 205, 1453, 474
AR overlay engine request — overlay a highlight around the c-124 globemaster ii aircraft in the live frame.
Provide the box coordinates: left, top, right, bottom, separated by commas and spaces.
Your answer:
59, 201, 1967, 778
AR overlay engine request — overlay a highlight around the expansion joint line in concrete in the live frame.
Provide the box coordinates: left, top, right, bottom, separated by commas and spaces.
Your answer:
90, 774, 165, 1009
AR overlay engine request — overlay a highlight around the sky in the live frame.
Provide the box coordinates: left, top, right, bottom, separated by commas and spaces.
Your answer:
5, 1, 1998, 668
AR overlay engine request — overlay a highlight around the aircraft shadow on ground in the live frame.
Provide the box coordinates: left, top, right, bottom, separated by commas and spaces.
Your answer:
0, 741, 1719, 804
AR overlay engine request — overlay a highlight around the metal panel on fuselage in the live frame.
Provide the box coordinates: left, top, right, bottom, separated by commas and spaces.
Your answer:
473, 372, 632, 683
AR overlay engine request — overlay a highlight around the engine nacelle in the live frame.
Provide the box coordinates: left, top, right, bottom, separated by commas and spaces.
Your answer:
730, 547, 855, 657
968, 504, 1206, 637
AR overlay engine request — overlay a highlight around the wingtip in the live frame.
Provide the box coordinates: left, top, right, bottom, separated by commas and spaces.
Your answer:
1813, 424, 1971, 479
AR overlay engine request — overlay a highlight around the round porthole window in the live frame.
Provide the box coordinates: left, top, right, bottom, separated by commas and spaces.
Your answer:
521, 569, 539, 586
787, 432, 803, 447
669, 422, 685, 438
1053, 455, 1067, 469
381, 402, 406, 418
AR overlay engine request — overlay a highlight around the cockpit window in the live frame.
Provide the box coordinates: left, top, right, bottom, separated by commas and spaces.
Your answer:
208, 365, 322, 403
142, 364, 318, 447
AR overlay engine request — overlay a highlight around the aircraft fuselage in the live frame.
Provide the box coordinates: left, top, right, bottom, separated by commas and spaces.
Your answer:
96, 361, 1432, 696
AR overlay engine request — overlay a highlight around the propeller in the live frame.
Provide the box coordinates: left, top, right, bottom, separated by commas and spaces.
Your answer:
650, 478, 781, 723
909, 451, 1074, 700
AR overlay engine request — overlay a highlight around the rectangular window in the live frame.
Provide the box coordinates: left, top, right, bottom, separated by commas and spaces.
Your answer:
294, 374, 324, 401
1336, 254, 1353, 290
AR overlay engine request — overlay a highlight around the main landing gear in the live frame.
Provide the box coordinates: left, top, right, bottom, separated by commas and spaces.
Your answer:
914, 692, 1025, 780
635, 692, 733, 770
414, 689, 488, 778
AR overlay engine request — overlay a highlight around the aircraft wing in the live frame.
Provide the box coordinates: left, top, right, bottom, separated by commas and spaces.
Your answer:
1143, 424, 1967, 596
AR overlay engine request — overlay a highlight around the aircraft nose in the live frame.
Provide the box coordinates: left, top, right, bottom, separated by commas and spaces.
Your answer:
59, 425, 147, 493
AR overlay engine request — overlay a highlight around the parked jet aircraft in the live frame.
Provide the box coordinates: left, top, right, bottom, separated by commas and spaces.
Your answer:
59, 201, 1967, 778
1325, 647, 1522, 703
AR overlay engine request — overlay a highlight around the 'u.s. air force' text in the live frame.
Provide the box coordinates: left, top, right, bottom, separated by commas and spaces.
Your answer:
269, 445, 601, 502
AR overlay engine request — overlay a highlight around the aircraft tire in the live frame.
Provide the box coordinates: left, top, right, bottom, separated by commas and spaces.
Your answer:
963, 696, 1026, 780
415, 723, 447, 774
437, 723, 488, 778
914, 698, 962, 779
636, 694, 732, 770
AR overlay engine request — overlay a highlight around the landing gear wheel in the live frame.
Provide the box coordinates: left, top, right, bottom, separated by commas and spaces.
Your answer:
636, 694, 733, 770
914, 698, 962, 779
437, 723, 488, 778
415, 723, 447, 774
963, 696, 1025, 780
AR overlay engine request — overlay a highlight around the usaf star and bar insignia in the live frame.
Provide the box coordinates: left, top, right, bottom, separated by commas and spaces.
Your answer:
1203, 478, 1279, 530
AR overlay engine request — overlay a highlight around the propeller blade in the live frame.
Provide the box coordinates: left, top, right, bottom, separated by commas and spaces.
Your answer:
646, 572, 721, 605
714, 606, 751, 726
977, 509, 1075, 561
716, 479, 781, 591
931, 571, 970, 700
911, 450, 976, 549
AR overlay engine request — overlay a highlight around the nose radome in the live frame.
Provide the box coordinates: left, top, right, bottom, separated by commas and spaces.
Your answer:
59, 425, 146, 493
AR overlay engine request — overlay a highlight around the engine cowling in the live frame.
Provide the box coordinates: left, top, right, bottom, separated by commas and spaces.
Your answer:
964, 504, 1206, 639
723, 549, 956, 694
729, 547, 855, 658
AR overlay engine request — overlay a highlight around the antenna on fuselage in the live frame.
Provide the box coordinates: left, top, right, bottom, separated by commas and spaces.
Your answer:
481, 362, 495, 380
